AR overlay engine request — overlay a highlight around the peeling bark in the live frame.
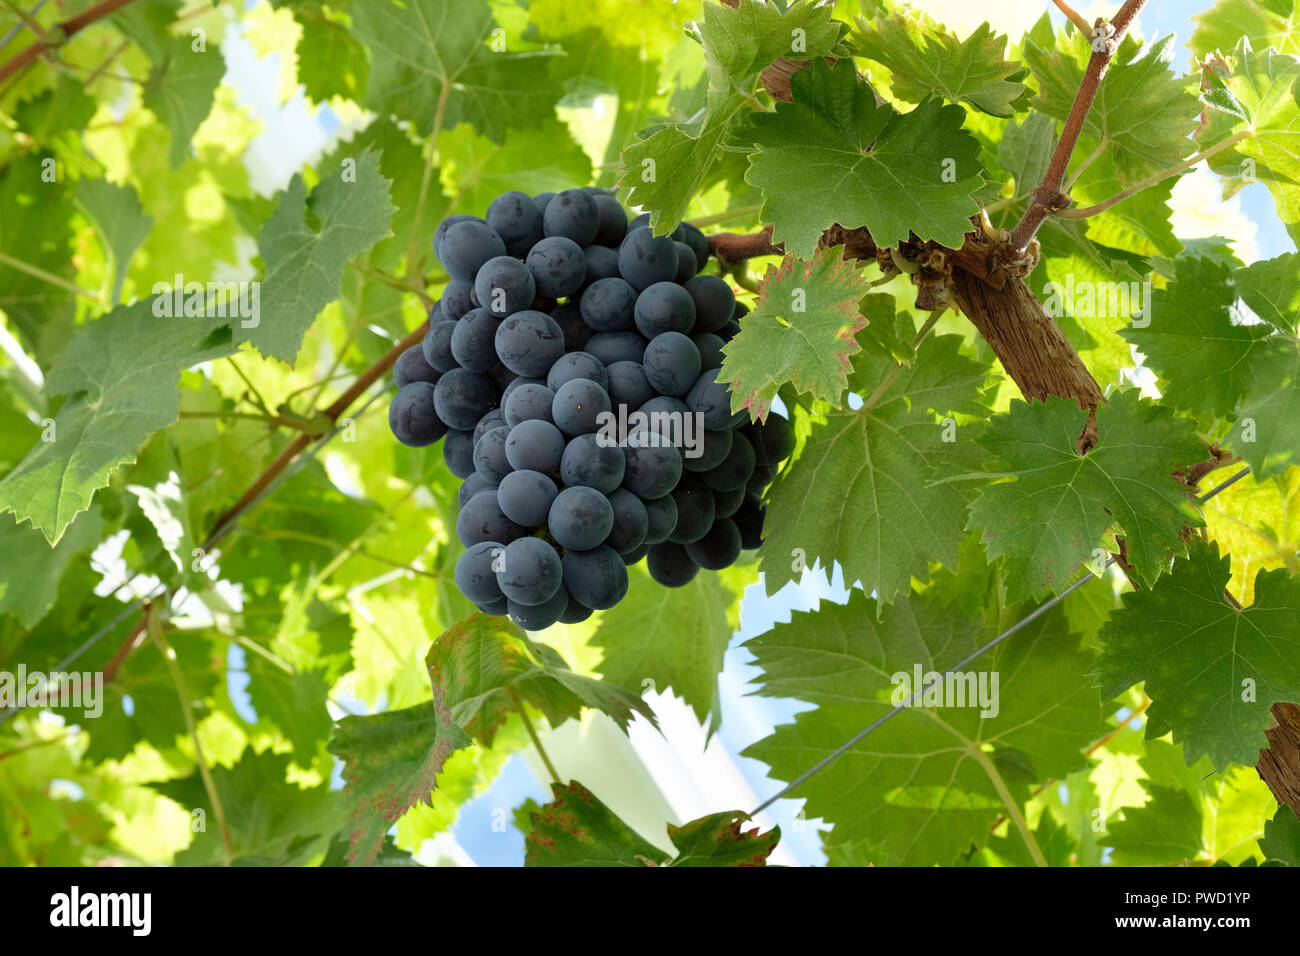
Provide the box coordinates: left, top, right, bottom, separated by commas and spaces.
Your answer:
1259, 704, 1300, 817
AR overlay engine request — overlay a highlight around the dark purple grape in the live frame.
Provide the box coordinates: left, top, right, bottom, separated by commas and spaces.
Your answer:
394, 345, 442, 388
647, 541, 698, 587
389, 382, 448, 447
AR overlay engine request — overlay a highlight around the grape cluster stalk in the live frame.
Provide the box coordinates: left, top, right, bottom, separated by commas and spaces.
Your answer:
388, 189, 794, 630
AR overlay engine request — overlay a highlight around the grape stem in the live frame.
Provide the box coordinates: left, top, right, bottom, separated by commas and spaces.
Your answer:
512, 689, 562, 785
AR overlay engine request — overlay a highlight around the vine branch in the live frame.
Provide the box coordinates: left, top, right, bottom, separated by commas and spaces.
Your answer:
0, 0, 142, 83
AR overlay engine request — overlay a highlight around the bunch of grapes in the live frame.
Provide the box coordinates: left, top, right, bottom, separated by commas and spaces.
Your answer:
388, 188, 795, 630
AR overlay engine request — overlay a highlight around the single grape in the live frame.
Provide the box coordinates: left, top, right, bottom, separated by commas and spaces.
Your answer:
497, 536, 563, 606
605, 487, 648, 554
508, 584, 570, 631
583, 244, 622, 284
475, 596, 509, 616
458, 471, 497, 508
550, 301, 593, 351
678, 222, 710, 273
495, 310, 565, 378
672, 242, 697, 284
718, 318, 741, 339
711, 484, 745, 519
642, 331, 701, 397
474, 410, 507, 446
497, 469, 558, 528
631, 395, 692, 450
547, 351, 610, 393
434, 368, 498, 431
702, 430, 755, 492
748, 462, 776, 494
552, 378, 612, 436
455, 540, 507, 604
457, 489, 527, 547
526, 236, 588, 298
684, 367, 734, 430
642, 494, 678, 544
433, 214, 481, 263
503, 382, 556, 427
440, 220, 506, 282
443, 429, 476, 478
668, 473, 716, 544
505, 418, 566, 473
548, 486, 614, 551
441, 279, 476, 320
451, 307, 501, 373
560, 433, 626, 493
685, 518, 741, 570
475, 256, 537, 318
561, 545, 629, 610
591, 194, 628, 247
394, 345, 442, 388
389, 381, 448, 446
684, 275, 736, 333
502, 375, 545, 407
542, 189, 600, 246
734, 494, 766, 550
634, 281, 696, 338
584, 331, 649, 366
622, 441, 683, 500
620, 543, 648, 565
692, 332, 725, 372
486, 191, 543, 256
647, 541, 699, 587
746, 411, 796, 468
559, 595, 595, 624
682, 427, 733, 473
627, 212, 651, 232
474, 425, 512, 481
618, 226, 678, 291
605, 361, 655, 411
422, 320, 459, 373
533, 192, 556, 214
580, 277, 638, 332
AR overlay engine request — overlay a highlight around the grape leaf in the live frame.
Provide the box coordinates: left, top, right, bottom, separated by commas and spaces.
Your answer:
74, 178, 153, 303
0, 508, 100, 629
351, 0, 561, 143
425, 613, 655, 747
1191, 0, 1300, 58
745, 590, 1102, 865
1093, 538, 1300, 770
758, 331, 991, 604
666, 811, 779, 866
236, 149, 395, 362
592, 563, 743, 729
244, 659, 333, 763
1106, 785, 1206, 865
746, 58, 984, 256
1122, 255, 1300, 479
142, 36, 226, 168
619, 0, 846, 235
151, 749, 343, 865
1024, 29, 1200, 181
718, 248, 871, 419
0, 154, 75, 353
327, 688, 473, 866
296, 14, 369, 103
11, 74, 97, 143
964, 391, 1205, 602
109, 0, 183, 65
855, 13, 1031, 116
0, 301, 239, 543
437, 119, 592, 219
1260, 805, 1300, 864
1236, 252, 1300, 334
525, 780, 663, 867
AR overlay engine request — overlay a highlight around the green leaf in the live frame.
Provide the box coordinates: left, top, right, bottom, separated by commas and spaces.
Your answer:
0, 301, 238, 543
965, 391, 1205, 602
1191, 0, 1300, 58
244, 658, 333, 763
296, 14, 369, 103
438, 119, 592, 219
0, 155, 75, 354
152, 749, 343, 865
0, 507, 101, 628
1093, 538, 1300, 770
238, 149, 395, 362
1024, 30, 1200, 180
746, 59, 983, 256
142, 36, 226, 168
666, 811, 779, 866
525, 780, 662, 866
592, 563, 743, 729
425, 613, 655, 747
745, 590, 1102, 865
1122, 255, 1300, 479
12, 74, 98, 143
856, 14, 1031, 116
758, 332, 991, 604
1106, 785, 1206, 865
74, 179, 153, 303
1236, 252, 1300, 334
351, 0, 561, 142
718, 249, 871, 419
327, 689, 473, 866
109, 0, 184, 65
1260, 805, 1300, 864
619, 0, 846, 235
